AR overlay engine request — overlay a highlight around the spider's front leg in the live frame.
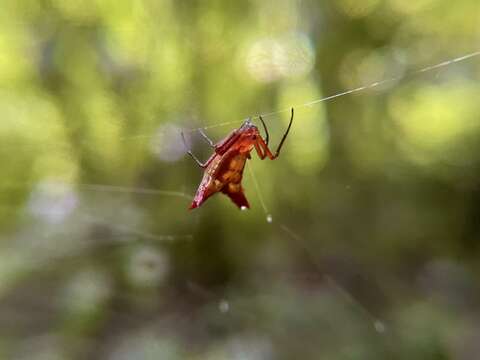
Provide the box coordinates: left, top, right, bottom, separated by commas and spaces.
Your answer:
254, 138, 275, 160
198, 129, 215, 148
254, 108, 294, 160
181, 131, 209, 168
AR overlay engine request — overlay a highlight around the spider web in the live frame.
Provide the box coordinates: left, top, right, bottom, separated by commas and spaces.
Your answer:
33, 48, 480, 331
74, 48, 480, 226
3, 48, 479, 357
1, 1, 480, 357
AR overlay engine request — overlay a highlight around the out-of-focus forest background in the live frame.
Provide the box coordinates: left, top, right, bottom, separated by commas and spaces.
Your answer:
1, 0, 480, 359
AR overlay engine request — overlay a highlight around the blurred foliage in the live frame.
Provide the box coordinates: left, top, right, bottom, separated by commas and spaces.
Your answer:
1, 0, 480, 359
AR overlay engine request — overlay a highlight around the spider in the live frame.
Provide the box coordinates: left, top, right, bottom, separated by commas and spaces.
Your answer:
182, 108, 293, 209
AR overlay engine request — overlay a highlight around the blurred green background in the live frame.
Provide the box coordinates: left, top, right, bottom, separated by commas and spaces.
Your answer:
1, 0, 480, 359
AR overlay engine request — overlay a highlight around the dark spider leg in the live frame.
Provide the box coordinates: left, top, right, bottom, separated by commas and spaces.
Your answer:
258, 115, 269, 146
198, 129, 215, 148
273, 107, 294, 157
181, 131, 207, 168
254, 108, 294, 160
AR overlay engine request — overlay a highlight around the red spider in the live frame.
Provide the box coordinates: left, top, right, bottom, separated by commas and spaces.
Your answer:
182, 108, 294, 209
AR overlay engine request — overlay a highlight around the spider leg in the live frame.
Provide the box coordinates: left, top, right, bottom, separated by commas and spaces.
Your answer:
258, 115, 269, 146
273, 107, 294, 157
254, 108, 294, 160
198, 129, 215, 148
181, 131, 207, 168
254, 141, 267, 159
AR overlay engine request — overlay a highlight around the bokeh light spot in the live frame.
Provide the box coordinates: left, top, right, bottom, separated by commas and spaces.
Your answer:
150, 123, 187, 163
389, 82, 480, 167
28, 180, 78, 224
245, 33, 315, 83
126, 245, 170, 288
62, 268, 111, 314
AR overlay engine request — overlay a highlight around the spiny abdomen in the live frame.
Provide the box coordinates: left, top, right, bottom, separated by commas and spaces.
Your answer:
220, 154, 247, 186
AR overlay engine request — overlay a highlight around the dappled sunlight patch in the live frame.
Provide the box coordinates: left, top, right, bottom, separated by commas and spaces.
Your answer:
98, 1, 158, 66
244, 33, 315, 83
0, 21, 35, 85
84, 90, 124, 169
0, 90, 67, 146
32, 153, 79, 184
339, 47, 406, 91
51, 0, 100, 22
0, 91, 78, 183
149, 39, 192, 99
387, 0, 436, 15
389, 82, 480, 167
